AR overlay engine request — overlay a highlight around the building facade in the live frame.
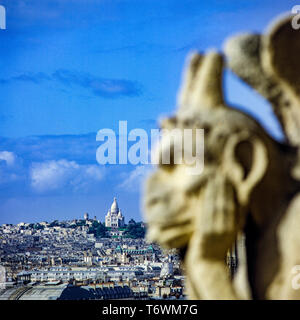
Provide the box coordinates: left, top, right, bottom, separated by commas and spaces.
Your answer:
105, 197, 125, 228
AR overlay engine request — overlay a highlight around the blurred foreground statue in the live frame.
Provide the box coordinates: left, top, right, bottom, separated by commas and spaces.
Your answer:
144, 14, 300, 299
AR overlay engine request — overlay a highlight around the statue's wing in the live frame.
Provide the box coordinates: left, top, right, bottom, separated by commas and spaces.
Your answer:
224, 15, 300, 147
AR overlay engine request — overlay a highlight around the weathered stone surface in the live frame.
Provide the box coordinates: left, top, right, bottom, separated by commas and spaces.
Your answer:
144, 14, 300, 299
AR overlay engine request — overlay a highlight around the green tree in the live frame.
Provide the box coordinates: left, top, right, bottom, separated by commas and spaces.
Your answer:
124, 222, 145, 239
128, 218, 136, 225
88, 221, 108, 238
49, 220, 59, 227
33, 223, 44, 230
76, 220, 86, 227
96, 223, 108, 238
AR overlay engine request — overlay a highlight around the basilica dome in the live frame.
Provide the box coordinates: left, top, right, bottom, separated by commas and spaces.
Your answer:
110, 197, 119, 213
105, 197, 125, 228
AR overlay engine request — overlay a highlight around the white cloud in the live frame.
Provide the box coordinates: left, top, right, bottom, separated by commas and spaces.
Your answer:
0, 151, 22, 184
0, 151, 15, 166
119, 165, 153, 192
30, 159, 104, 193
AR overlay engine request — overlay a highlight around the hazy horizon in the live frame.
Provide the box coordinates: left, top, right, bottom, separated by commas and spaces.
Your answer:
0, 0, 294, 224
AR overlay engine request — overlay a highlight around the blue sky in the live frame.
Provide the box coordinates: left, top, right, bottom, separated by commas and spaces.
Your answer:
0, 0, 294, 224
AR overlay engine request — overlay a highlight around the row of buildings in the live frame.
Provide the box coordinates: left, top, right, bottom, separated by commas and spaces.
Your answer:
0, 198, 185, 300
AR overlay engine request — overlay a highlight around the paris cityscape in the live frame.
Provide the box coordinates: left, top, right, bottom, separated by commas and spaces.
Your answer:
0, 0, 296, 311
0, 197, 185, 300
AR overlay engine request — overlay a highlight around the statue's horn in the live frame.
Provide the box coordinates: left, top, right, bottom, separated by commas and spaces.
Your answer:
177, 50, 225, 117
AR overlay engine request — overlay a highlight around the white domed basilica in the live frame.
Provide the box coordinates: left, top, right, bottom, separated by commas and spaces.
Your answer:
105, 197, 125, 228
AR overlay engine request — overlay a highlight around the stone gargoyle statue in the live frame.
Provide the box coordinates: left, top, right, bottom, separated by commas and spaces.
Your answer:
143, 14, 300, 300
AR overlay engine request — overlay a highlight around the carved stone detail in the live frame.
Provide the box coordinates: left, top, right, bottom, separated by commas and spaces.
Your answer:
144, 14, 300, 299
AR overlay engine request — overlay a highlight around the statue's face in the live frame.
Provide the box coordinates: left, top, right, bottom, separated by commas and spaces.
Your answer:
144, 110, 271, 250
145, 166, 196, 249
144, 121, 211, 249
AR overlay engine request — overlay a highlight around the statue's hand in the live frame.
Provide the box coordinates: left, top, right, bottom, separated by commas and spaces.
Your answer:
196, 174, 238, 259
